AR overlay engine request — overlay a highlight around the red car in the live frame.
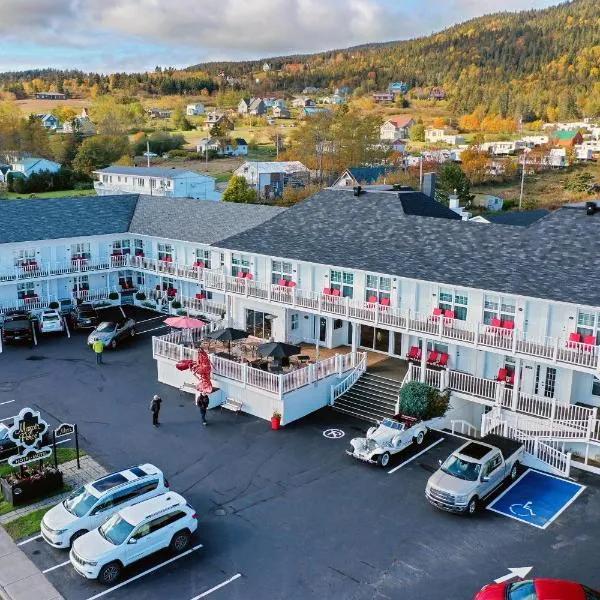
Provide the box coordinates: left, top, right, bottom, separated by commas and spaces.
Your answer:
475, 579, 600, 600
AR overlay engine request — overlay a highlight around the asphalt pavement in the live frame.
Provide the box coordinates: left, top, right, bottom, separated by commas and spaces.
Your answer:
0, 308, 598, 600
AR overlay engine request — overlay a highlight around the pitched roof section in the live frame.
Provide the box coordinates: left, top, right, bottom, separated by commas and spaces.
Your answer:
551, 129, 579, 140
128, 195, 285, 244
484, 209, 550, 226
217, 189, 600, 307
347, 166, 400, 185
0, 195, 138, 244
96, 166, 201, 178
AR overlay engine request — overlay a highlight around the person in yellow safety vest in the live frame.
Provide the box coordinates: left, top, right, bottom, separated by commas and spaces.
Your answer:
92, 339, 104, 364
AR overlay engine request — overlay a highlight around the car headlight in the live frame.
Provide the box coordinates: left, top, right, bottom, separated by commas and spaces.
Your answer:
454, 494, 468, 504
43, 524, 67, 535
83, 560, 98, 566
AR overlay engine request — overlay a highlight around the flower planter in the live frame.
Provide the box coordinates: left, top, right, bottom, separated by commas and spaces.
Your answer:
271, 416, 281, 430
0, 469, 63, 506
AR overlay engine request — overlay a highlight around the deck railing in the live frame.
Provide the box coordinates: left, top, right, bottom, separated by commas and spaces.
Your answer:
330, 352, 368, 405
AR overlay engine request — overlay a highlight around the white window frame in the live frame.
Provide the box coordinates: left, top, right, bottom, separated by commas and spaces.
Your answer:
73, 275, 89, 291
195, 249, 211, 269
13, 248, 36, 267
576, 310, 600, 343
17, 282, 35, 299
330, 270, 354, 298
71, 242, 91, 260
438, 288, 468, 321
483, 294, 516, 325
232, 253, 250, 276
365, 274, 391, 303
272, 260, 292, 284
157, 243, 173, 261
291, 313, 299, 331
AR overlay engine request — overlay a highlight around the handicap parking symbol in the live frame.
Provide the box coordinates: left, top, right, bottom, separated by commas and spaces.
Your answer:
323, 428, 345, 439
487, 469, 585, 529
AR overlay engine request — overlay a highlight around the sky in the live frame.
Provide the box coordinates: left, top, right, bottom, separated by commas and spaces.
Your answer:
0, 0, 561, 73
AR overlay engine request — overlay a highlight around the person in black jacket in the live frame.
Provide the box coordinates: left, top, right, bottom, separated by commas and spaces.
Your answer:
196, 394, 209, 426
150, 395, 162, 427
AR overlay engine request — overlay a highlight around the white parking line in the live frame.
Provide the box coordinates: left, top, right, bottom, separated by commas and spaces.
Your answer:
42, 559, 71, 574
0, 416, 14, 422
388, 437, 445, 474
190, 573, 243, 599
135, 316, 166, 324
137, 325, 169, 335
17, 534, 42, 546
83, 544, 203, 600
0, 400, 15, 406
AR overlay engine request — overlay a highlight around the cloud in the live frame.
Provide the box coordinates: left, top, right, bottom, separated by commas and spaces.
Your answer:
0, 0, 561, 71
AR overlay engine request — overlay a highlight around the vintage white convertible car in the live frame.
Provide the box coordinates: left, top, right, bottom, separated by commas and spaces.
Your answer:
347, 415, 443, 467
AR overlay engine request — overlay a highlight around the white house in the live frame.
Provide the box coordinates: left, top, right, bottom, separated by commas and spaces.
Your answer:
521, 135, 549, 147
197, 138, 248, 157
3, 190, 600, 475
548, 148, 568, 168
93, 166, 222, 201
186, 103, 205, 116
380, 117, 416, 141
574, 146, 594, 161
234, 161, 310, 198
10, 158, 61, 178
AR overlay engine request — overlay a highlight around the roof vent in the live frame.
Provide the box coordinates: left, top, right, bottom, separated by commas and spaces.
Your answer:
586, 201, 597, 216
353, 185, 362, 197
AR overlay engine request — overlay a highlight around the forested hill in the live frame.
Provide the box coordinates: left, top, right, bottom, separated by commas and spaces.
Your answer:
190, 0, 600, 119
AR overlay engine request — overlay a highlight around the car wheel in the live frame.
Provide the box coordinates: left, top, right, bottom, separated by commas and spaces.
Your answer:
467, 497, 479, 515
378, 452, 390, 468
110, 339, 117, 350
70, 530, 87, 546
98, 561, 121, 585
510, 463, 519, 481
169, 530, 191, 554
414, 431, 425, 445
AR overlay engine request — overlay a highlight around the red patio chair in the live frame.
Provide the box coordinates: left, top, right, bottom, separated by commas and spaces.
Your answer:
506, 371, 515, 386
288, 281, 296, 288
427, 350, 439, 365
367, 295, 377, 304
438, 353, 449, 368
444, 310, 455, 321
567, 332, 581, 349
193, 261, 204, 268
407, 346, 419, 360
415, 348, 422, 361
584, 335, 596, 350
237, 272, 245, 278
195, 293, 203, 300
245, 273, 253, 280
491, 317, 502, 329
432, 307, 443, 321
380, 297, 390, 307
332, 288, 341, 297
503, 320, 515, 335
279, 279, 288, 287
323, 287, 332, 295
496, 368, 508, 381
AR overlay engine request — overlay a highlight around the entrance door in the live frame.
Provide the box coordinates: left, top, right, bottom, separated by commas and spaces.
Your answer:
313, 316, 327, 343
360, 326, 390, 353
534, 365, 557, 398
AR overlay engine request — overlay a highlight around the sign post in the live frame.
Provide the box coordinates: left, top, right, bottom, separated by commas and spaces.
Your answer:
54, 422, 79, 470
75, 424, 80, 469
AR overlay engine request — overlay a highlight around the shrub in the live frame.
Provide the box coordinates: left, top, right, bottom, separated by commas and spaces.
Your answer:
171, 300, 182, 309
48, 301, 59, 309
135, 292, 146, 301
108, 292, 119, 300
399, 382, 449, 420
177, 309, 186, 315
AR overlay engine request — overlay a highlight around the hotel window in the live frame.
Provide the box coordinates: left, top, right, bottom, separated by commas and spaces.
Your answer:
483, 295, 516, 325
576, 310, 600, 343
330, 270, 354, 298
112, 239, 131, 255
117, 270, 133, 288
137, 178, 145, 187
245, 309, 272, 339
134, 239, 144, 256
272, 260, 292, 284
13, 248, 36, 267
102, 175, 108, 183
136, 273, 145, 287
17, 282, 35, 299
195, 249, 211, 269
365, 275, 391, 303
593, 377, 600, 397
72, 275, 89, 292
291, 313, 299, 331
71, 242, 91, 260
439, 288, 468, 321
157, 243, 173, 261
150, 178, 156, 189
231, 254, 250, 276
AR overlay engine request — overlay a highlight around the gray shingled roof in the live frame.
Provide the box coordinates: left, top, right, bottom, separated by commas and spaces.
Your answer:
128, 195, 285, 244
217, 189, 600, 307
484, 209, 550, 226
0, 195, 138, 243
96, 166, 201, 178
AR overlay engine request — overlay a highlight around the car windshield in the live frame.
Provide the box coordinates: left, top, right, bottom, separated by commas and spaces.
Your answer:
99, 514, 135, 546
508, 581, 537, 600
97, 322, 116, 332
441, 455, 481, 481
63, 486, 98, 517
43, 315, 59, 321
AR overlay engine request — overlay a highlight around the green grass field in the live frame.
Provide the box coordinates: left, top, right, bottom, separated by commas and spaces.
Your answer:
1, 189, 96, 200
4, 507, 50, 540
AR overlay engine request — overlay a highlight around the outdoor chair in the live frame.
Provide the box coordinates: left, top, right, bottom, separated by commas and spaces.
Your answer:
427, 350, 439, 365
367, 295, 378, 304
583, 335, 597, 350
407, 346, 419, 360
323, 287, 332, 296
279, 279, 288, 287
380, 297, 390, 307
438, 353, 449, 368
503, 320, 515, 335
506, 372, 515, 386
443, 310, 455, 322
431, 307, 443, 321
332, 289, 341, 297
567, 332, 582, 349
490, 317, 502, 330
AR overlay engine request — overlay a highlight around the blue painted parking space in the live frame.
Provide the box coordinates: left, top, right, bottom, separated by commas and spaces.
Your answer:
487, 469, 585, 529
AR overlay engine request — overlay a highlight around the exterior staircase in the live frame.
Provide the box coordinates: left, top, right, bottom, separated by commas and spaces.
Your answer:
332, 372, 401, 423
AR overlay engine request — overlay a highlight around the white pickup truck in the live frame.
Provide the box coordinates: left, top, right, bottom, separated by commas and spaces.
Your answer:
347, 414, 443, 468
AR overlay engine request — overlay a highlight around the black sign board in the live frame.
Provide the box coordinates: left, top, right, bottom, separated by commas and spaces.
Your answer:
54, 423, 75, 438
8, 408, 48, 450
8, 446, 53, 467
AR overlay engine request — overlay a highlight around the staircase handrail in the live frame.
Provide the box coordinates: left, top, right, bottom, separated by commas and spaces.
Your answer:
330, 352, 367, 406
450, 419, 478, 437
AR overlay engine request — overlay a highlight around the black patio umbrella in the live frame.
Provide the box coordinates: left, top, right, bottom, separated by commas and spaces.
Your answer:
257, 342, 301, 360
205, 327, 248, 355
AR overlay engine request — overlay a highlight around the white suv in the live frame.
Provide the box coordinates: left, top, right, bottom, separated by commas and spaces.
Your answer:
70, 492, 197, 584
38, 310, 64, 334
41, 464, 167, 548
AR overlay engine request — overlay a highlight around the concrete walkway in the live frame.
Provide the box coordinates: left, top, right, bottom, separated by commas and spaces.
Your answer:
0, 455, 107, 600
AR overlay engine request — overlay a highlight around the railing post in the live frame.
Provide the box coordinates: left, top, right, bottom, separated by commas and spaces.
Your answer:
474, 322, 479, 348
512, 328, 518, 354
533, 437, 539, 457
553, 337, 559, 363
438, 314, 443, 338
291, 286, 296, 307
374, 302, 379, 325
267, 282, 272, 302
179, 344, 184, 361
441, 368, 449, 391
242, 362, 248, 386
565, 452, 571, 477
345, 296, 350, 318
336, 353, 342, 378
278, 374, 283, 400
495, 381, 505, 407
317, 294, 322, 314
586, 415, 594, 441
550, 399, 557, 427
308, 364, 314, 384
511, 386, 519, 412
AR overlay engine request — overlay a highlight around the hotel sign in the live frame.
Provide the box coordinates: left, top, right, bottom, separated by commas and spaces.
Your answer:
8, 408, 48, 450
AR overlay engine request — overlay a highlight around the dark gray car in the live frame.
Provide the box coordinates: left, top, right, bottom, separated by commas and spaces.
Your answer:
87, 319, 136, 349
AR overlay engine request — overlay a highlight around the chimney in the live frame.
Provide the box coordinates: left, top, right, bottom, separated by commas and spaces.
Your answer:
422, 172, 436, 199
353, 185, 362, 197
449, 190, 460, 210
586, 201, 597, 216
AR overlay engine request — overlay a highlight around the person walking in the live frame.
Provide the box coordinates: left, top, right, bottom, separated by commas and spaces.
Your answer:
150, 394, 162, 427
196, 394, 209, 426
92, 339, 104, 364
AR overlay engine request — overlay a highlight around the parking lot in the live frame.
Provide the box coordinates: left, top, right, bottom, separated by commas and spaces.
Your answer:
1, 311, 599, 599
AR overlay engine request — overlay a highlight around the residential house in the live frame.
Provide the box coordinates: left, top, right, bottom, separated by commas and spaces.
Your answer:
292, 97, 315, 108
272, 106, 291, 119
372, 91, 394, 103
10, 158, 61, 178
391, 139, 407, 153
147, 108, 172, 119
480, 141, 524, 156
521, 135, 549, 147
93, 166, 221, 201
186, 103, 205, 116
548, 148, 568, 167
335, 87, 352, 97
238, 98, 266, 116
62, 117, 96, 136
321, 94, 344, 105
425, 128, 465, 146
262, 63, 271, 72
332, 166, 401, 187
34, 114, 60, 130
195, 138, 221, 155
35, 92, 66, 100
205, 113, 234, 131
551, 130, 584, 148
574, 146, 594, 161
302, 86, 319, 94
388, 81, 409, 95
197, 138, 248, 157
429, 87, 446, 100
233, 161, 310, 198
380, 117, 416, 141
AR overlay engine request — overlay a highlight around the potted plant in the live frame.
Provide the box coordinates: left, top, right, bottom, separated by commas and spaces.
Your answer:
108, 292, 120, 301
48, 301, 59, 310
135, 292, 146, 301
271, 409, 282, 430
171, 300, 182, 309
0, 466, 63, 506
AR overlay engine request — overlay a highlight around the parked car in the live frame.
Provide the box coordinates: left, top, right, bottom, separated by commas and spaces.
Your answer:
474, 579, 600, 599
70, 491, 197, 584
0, 422, 50, 460
347, 414, 443, 467
87, 318, 136, 349
70, 304, 99, 330
1, 310, 33, 345
38, 310, 65, 334
426, 434, 524, 515
41, 464, 167, 549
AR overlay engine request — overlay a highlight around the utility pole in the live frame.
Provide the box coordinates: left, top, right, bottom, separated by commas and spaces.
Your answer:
519, 151, 527, 209
419, 154, 423, 191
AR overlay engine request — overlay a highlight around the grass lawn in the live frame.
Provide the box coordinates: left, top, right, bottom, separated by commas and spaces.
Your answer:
214, 172, 233, 183
4, 507, 50, 540
1, 189, 96, 200
0, 484, 72, 525
0, 447, 86, 479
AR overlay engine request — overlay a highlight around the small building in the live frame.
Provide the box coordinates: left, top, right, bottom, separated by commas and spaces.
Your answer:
388, 81, 409, 94
391, 139, 407, 154
425, 128, 465, 146
292, 97, 315, 108
380, 117, 416, 141
302, 86, 319, 94
186, 103, 205, 116
197, 138, 248, 157
238, 97, 266, 116
93, 166, 221, 201
548, 148, 568, 168
147, 108, 172, 119
429, 87, 446, 100
272, 106, 291, 119
303, 107, 330, 117
521, 135, 549, 147
234, 161, 310, 199
574, 146, 594, 161
551, 129, 584, 148
10, 158, 61, 178
62, 116, 96, 136
373, 91, 394, 103
205, 112, 234, 131
262, 63, 271, 72
34, 114, 60, 130
35, 92, 67, 100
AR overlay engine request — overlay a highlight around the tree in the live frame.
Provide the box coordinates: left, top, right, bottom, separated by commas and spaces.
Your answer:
73, 135, 131, 175
436, 162, 474, 205
408, 123, 425, 142
460, 148, 490, 185
222, 175, 257, 203
172, 105, 193, 131
399, 382, 449, 420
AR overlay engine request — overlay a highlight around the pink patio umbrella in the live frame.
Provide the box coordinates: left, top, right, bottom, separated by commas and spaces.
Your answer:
164, 316, 207, 329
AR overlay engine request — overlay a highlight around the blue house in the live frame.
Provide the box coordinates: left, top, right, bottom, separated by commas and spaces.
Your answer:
388, 82, 409, 94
